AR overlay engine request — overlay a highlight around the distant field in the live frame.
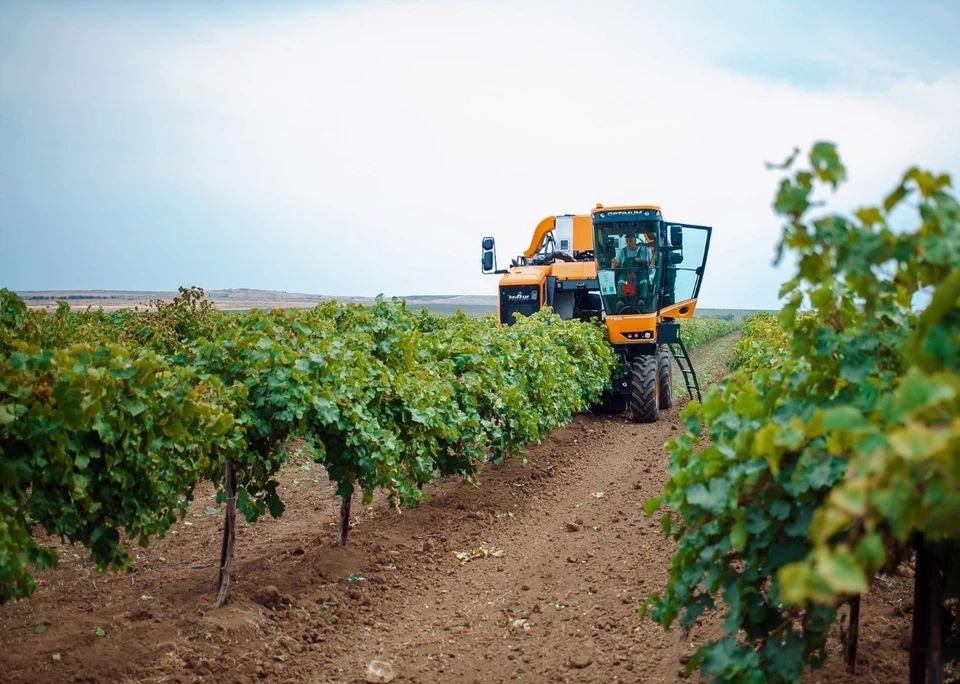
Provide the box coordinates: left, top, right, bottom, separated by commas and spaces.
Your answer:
412, 303, 497, 317
13, 289, 768, 320
14, 289, 495, 313
695, 308, 774, 320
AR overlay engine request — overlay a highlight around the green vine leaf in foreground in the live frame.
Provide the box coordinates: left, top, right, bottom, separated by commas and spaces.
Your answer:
643, 142, 960, 682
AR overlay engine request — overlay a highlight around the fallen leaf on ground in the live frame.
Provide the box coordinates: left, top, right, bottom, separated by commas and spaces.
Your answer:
452, 543, 505, 564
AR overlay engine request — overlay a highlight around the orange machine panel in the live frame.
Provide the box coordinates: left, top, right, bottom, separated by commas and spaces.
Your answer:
592, 204, 663, 215
498, 266, 549, 287
659, 299, 699, 319
604, 314, 658, 344
549, 261, 598, 281
572, 214, 594, 253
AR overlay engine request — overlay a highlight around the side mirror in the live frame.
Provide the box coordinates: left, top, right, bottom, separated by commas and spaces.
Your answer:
670, 224, 683, 247
481, 236, 496, 274
670, 251, 683, 265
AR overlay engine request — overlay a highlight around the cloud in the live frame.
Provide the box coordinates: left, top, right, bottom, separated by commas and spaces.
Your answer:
2, 0, 958, 308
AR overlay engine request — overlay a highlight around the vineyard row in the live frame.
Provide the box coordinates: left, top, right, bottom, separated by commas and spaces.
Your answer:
642, 142, 959, 683
0, 291, 739, 606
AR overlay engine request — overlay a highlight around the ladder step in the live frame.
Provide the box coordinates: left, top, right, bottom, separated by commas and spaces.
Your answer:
667, 338, 701, 403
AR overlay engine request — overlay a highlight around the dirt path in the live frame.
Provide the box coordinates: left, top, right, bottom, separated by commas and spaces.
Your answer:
0, 331, 913, 683
324, 413, 686, 683
670, 329, 740, 400
314, 337, 743, 684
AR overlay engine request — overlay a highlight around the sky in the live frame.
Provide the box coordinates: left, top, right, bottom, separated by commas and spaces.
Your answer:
1, 0, 958, 310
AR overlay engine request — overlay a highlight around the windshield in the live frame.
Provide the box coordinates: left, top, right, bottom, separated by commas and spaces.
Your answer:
594, 219, 660, 315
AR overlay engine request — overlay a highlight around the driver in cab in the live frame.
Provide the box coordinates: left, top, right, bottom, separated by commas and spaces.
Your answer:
611, 233, 652, 269
613, 232, 654, 311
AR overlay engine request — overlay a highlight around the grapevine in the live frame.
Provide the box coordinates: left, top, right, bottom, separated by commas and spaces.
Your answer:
679, 316, 743, 352
0, 292, 616, 605
643, 142, 960, 682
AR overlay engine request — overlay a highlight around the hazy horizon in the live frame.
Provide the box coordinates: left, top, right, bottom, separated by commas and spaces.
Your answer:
9, 287, 775, 319
2, 1, 958, 310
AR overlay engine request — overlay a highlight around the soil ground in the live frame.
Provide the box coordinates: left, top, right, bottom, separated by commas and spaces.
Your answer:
0, 333, 915, 683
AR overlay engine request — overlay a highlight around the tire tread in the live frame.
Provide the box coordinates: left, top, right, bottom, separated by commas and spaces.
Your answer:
630, 355, 659, 423
657, 348, 673, 410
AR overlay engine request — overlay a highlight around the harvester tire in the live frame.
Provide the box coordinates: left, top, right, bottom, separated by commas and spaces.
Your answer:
657, 348, 673, 410
630, 355, 659, 423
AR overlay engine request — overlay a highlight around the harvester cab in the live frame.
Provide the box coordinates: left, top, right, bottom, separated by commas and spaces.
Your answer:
590, 205, 712, 422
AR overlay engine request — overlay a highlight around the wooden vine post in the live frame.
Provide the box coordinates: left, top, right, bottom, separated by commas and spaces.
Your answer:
339, 489, 352, 546
909, 536, 944, 684
846, 595, 861, 674
215, 458, 239, 608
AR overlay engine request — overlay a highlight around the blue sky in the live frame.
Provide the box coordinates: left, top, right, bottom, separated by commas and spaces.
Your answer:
1, 0, 958, 309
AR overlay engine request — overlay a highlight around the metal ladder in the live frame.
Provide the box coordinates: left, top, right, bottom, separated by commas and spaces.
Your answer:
667, 337, 701, 402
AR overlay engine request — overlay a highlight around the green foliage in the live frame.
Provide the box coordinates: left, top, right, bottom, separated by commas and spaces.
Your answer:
0, 292, 615, 602
644, 142, 960, 681
134, 286, 219, 354
727, 311, 789, 375
0, 289, 44, 355
0, 342, 234, 602
680, 317, 744, 352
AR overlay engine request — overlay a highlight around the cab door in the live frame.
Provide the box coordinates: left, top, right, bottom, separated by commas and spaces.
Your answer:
660, 222, 712, 314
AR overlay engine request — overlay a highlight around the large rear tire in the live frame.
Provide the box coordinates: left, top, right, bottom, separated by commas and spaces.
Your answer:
630, 355, 659, 423
658, 348, 673, 410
